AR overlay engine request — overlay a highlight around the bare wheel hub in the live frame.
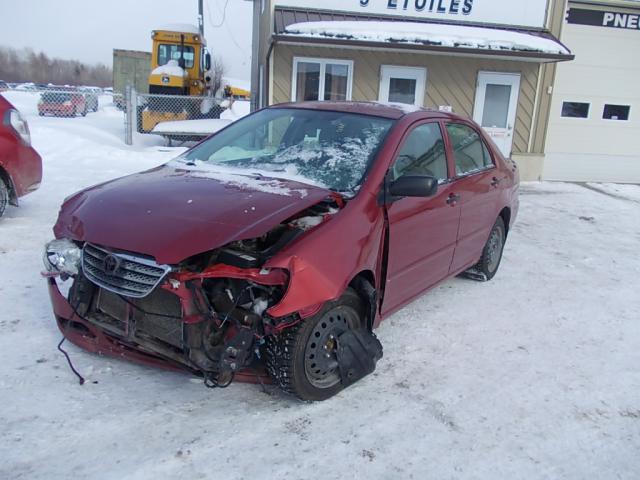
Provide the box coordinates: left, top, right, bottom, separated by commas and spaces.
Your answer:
304, 307, 358, 389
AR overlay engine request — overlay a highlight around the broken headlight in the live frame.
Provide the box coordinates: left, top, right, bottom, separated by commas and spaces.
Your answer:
43, 238, 82, 278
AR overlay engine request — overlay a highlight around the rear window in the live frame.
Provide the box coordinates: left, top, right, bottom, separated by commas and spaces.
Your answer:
41, 92, 72, 103
446, 123, 493, 176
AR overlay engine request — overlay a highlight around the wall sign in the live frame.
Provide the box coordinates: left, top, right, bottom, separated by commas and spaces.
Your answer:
567, 8, 640, 30
275, 0, 548, 28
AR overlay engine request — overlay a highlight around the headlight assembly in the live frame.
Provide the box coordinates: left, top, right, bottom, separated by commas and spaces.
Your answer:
43, 238, 82, 278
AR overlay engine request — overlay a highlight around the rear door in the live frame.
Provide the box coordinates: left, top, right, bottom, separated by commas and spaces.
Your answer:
382, 121, 460, 315
445, 123, 502, 273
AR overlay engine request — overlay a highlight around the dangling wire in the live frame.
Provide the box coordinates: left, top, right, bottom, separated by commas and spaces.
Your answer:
58, 334, 85, 385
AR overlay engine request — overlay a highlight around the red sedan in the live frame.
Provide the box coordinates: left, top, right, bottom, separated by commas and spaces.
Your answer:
0, 96, 42, 217
38, 89, 87, 117
43, 102, 519, 400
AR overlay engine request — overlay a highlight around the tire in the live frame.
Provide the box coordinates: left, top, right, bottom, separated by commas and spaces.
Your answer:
0, 178, 9, 218
468, 216, 506, 281
81, 106, 87, 117
265, 288, 365, 401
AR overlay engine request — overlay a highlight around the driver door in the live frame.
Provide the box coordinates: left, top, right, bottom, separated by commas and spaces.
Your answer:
382, 122, 460, 316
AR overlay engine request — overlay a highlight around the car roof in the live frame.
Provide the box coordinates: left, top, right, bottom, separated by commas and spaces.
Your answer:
271, 100, 461, 121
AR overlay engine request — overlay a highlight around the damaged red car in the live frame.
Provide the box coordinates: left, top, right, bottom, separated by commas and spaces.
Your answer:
43, 102, 519, 400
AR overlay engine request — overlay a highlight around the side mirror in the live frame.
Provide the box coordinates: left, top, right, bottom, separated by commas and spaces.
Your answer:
205, 52, 211, 71
389, 175, 438, 198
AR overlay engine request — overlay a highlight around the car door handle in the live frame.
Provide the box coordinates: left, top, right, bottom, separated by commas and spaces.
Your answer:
446, 193, 460, 205
491, 177, 502, 187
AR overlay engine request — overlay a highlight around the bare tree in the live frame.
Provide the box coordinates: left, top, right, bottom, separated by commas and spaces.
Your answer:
0, 45, 112, 87
208, 55, 225, 96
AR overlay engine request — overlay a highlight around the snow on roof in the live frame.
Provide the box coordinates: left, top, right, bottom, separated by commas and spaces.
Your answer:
156, 23, 200, 35
152, 118, 232, 135
284, 21, 571, 56
151, 60, 187, 77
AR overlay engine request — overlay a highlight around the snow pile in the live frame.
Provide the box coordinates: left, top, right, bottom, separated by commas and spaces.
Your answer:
151, 60, 187, 77
151, 100, 250, 136
220, 100, 251, 121
285, 21, 571, 55
152, 118, 232, 135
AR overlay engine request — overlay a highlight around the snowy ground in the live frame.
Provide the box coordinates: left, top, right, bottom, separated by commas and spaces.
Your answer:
1, 91, 639, 480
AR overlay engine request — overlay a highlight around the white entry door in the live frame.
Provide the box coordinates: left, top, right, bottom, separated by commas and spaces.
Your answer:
379, 66, 427, 106
473, 72, 521, 158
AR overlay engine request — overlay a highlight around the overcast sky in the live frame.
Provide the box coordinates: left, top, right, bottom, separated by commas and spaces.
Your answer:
0, 0, 254, 80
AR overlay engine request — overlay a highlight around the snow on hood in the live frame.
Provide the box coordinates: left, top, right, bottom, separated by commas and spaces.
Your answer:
284, 21, 571, 56
151, 60, 187, 77
53, 164, 333, 264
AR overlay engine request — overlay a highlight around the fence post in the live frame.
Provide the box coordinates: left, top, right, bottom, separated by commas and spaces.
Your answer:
124, 85, 133, 146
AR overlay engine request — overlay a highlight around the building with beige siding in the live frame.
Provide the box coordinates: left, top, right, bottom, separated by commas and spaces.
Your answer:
249, 0, 575, 180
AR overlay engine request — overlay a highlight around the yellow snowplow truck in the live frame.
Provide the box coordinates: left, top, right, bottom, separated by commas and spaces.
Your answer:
140, 24, 220, 133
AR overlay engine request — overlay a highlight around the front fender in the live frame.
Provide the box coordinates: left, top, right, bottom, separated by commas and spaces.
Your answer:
265, 192, 385, 319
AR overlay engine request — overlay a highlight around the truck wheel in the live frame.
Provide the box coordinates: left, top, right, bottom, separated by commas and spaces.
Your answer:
0, 178, 8, 218
265, 288, 365, 401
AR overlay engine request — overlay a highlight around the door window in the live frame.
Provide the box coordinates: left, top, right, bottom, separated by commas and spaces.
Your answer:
292, 58, 353, 102
446, 124, 493, 176
481, 84, 511, 128
391, 123, 448, 181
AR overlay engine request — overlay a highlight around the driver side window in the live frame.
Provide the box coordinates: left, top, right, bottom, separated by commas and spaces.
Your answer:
391, 123, 448, 182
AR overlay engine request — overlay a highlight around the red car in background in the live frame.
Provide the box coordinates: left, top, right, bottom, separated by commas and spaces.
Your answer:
38, 89, 87, 117
43, 102, 519, 400
0, 95, 42, 217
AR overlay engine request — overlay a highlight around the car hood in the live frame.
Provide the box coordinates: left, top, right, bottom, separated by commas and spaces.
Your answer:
54, 164, 332, 264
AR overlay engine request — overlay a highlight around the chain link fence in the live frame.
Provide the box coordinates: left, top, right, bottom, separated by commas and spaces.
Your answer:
123, 88, 250, 145
2, 84, 250, 146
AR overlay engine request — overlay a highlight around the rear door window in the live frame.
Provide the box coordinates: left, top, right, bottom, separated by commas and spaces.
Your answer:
445, 123, 493, 176
390, 123, 448, 182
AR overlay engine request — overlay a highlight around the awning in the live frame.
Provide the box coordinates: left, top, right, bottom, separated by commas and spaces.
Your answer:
274, 8, 574, 63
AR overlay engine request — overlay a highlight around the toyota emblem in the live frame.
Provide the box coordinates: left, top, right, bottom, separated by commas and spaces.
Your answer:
103, 254, 121, 275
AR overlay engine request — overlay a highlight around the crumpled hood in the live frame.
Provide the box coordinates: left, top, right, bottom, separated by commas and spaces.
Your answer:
54, 164, 332, 264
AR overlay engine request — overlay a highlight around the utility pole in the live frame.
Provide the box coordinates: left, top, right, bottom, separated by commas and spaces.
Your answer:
198, 0, 205, 37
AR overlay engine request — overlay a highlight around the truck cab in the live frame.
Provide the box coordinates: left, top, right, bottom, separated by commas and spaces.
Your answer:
149, 25, 210, 97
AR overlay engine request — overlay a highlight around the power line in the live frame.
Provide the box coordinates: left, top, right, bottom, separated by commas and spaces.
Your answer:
207, 0, 230, 28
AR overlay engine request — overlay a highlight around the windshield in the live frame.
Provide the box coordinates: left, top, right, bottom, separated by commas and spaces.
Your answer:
158, 44, 195, 69
179, 108, 394, 194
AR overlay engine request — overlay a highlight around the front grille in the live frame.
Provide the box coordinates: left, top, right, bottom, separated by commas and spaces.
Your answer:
82, 243, 171, 298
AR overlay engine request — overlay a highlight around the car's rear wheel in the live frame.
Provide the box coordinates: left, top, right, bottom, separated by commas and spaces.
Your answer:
81, 106, 87, 117
469, 216, 506, 281
265, 288, 365, 401
0, 178, 9, 218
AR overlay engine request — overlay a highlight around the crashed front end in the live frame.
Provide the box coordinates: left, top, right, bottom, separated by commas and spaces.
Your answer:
43, 200, 344, 387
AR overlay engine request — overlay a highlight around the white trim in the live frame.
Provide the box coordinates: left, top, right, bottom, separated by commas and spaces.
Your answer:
378, 65, 427, 106
268, 52, 274, 106
291, 56, 354, 102
528, 63, 543, 153
473, 71, 521, 158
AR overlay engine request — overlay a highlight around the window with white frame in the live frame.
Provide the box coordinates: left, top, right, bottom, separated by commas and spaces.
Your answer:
292, 57, 353, 102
